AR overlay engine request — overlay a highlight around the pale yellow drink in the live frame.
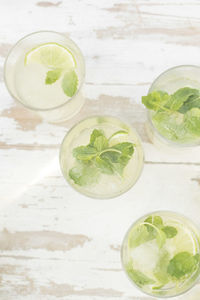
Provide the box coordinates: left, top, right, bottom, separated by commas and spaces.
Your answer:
60, 116, 144, 199
4, 31, 85, 122
122, 211, 200, 297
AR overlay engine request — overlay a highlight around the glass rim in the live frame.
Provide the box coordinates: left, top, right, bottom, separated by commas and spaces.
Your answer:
147, 64, 200, 147
121, 210, 200, 298
59, 114, 144, 200
3, 30, 85, 112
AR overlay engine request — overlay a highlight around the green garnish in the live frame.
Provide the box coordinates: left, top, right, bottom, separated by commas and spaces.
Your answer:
62, 70, 78, 97
145, 215, 163, 230
144, 216, 166, 248
162, 226, 177, 238
25, 43, 78, 97
167, 252, 200, 279
45, 68, 62, 84
142, 87, 200, 142
127, 264, 155, 287
46, 68, 78, 97
69, 129, 134, 186
129, 215, 177, 249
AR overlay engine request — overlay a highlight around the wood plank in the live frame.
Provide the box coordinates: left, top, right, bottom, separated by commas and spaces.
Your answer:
0, 0, 200, 299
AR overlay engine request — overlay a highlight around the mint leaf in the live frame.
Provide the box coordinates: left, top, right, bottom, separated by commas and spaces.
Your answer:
142, 91, 169, 111
167, 252, 199, 279
144, 216, 177, 245
94, 136, 108, 152
62, 70, 78, 97
73, 146, 97, 161
165, 87, 199, 111
142, 87, 200, 143
153, 216, 163, 228
126, 266, 155, 287
90, 129, 105, 146
154, 249, 170, 285
95, 156, 114, 175
112, 142, 134, 157
179, 94, 200, 113
69, 163, 99, 186
144, 216, 154, 234
101, 142, 134, 176
161, 226, 177, 238
144, 216, 163, 233
101, 151, 120, 164
184, 108, 200, 136
45, 69, 62, 84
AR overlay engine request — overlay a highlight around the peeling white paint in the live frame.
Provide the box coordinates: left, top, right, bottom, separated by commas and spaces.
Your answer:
0, 0, 200, 299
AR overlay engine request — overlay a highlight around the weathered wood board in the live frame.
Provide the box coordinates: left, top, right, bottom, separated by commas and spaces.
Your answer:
0, 0, 200, 299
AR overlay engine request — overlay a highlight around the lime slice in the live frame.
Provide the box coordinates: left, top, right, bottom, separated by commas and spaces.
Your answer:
166, 224, 197, 255
24, 42, 76, 70
109, 130, 128, 141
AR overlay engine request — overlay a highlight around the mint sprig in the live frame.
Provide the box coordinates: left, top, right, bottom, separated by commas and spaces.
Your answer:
142, 87, 200, 142
69, 129, 134, 186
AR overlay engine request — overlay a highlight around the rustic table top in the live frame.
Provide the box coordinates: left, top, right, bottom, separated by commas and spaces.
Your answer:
0, 0, 200, 299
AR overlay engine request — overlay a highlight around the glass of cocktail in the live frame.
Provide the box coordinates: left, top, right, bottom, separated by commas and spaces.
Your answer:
142, 66, 200, 147
121, 211, 200, 297
4, 31, 85, 122
60, 116, 144, 199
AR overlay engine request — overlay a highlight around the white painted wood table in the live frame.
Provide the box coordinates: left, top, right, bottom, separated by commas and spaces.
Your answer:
0, 1, 200, 299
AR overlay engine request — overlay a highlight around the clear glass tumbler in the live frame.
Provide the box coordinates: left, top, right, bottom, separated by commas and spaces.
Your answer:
60, 116, 144, 199
4, 31, 85, 122
146, 65, 200, 147
121, 211, 200, 298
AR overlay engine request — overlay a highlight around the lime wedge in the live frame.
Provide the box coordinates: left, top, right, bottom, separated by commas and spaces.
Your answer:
24, 43, 76, 70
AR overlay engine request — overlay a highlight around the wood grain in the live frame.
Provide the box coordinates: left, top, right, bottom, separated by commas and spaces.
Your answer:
0, 0, 200, 299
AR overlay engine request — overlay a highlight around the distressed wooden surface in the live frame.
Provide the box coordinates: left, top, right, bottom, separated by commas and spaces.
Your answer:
0, 0, 200, 299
